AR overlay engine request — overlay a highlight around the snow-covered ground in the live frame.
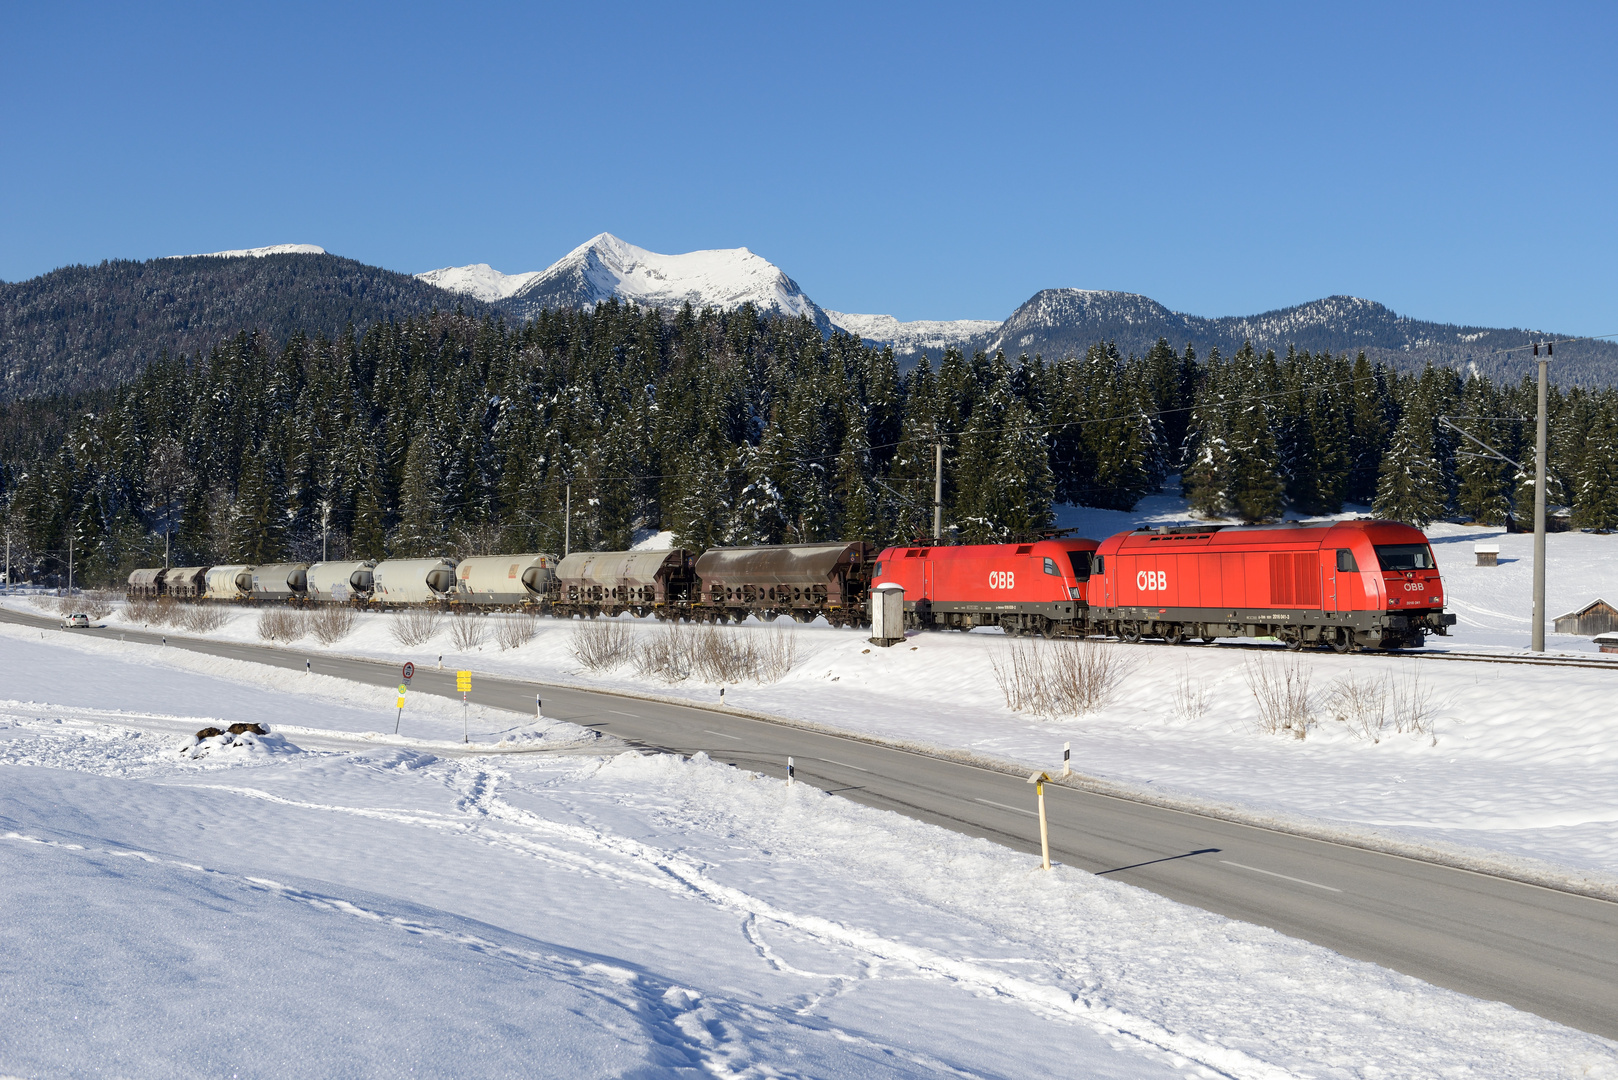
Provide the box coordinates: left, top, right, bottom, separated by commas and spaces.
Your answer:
3, 634, 1613, 1077
14, 499, 1616, 890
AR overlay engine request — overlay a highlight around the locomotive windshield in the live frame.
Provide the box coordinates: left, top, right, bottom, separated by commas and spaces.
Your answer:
1068, 552, 1091, 580
1374, 544, 1435, 571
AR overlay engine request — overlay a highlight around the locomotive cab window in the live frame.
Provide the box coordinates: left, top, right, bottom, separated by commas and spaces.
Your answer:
1066, 552, 1090, 580
1336, 549, 1359, 572
1089, 554, 1104, 575
1374, 544, 1435, 571
1043, 557, 1060, 576
872, 562, 883, 578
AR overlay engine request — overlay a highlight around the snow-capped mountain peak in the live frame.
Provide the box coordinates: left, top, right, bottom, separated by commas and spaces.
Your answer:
825, 311, 1000, 355
415, 263, 541, 302
166, 243, 325, 259
505, 233, 825, 325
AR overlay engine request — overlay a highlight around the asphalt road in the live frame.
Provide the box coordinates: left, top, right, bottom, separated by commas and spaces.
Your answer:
8, 606, 1618, 1041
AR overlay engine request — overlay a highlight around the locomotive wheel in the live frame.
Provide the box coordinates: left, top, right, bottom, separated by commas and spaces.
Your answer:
1040, 618, 1056, 639
1163, 624, 1185, 646
1283, 633, 1304, 652
1121, 622, 1142, 644
1329, 627, 1354, 654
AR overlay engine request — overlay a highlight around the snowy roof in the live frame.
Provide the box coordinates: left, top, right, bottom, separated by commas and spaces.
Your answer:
1554, 598, 1617, 619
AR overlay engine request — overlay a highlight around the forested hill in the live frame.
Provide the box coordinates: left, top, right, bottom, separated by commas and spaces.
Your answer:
7, 301, 1618, 588
0, 253, 487, 401
982, 291, 1618, 386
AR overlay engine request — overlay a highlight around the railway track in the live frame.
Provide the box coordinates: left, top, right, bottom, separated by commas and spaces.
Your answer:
1088, 634, 1618, 670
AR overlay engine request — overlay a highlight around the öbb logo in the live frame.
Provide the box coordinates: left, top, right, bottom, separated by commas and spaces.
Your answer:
988, 571, 1016, 589
1136, 570, 1166, 592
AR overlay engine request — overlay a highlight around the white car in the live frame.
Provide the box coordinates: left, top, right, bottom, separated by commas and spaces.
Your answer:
61, 612, 90, 628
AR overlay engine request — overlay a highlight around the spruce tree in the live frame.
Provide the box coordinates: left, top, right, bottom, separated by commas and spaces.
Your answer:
1373, 400, 1447, 526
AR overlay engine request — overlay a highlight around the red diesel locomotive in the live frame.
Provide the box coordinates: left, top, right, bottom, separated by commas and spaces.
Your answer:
872, 538, 1100, 636
876, 519, 1454, 651
1088, 519, 1454, 650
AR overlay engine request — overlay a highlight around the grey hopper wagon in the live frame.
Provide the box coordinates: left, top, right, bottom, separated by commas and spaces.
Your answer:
453, 554, 557, 609
552, 550, 695, 617
306, 561, 376, 604
694, 542, 875, 626
127, 567, 168, 600
162, 566, 210, 600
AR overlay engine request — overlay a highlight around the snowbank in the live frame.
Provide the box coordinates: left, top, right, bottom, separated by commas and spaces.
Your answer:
1, 643, 1612, 1077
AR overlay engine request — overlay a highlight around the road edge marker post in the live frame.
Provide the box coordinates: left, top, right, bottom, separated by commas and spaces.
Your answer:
1062, 742, 1071, 777
1027, 771, 1052, 871
536, 695, 542, 721
787, 757, 794, 787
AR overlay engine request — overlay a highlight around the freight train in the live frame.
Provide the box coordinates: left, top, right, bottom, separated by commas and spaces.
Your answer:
126, 519, 1454, 651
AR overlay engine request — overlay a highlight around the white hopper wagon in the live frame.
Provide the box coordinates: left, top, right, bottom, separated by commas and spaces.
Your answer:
205, 564, 254, 601
307, 560, 376, 603
371, 558, 458, 606
453, 553, 555, 608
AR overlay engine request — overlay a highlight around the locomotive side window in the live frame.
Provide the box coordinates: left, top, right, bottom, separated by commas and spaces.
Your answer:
873, 562, 883, 578
1336, 549, 1359, 572
1043, 557, 1060, 576
1374, 544, 1434, 571
1068, 553, 1091, 580
1090, 555, 1104, 575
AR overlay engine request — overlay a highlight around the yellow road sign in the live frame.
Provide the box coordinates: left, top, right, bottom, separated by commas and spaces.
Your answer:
396, 696, 406, 708
397, 683, 407, 695
456, 670, 472, 692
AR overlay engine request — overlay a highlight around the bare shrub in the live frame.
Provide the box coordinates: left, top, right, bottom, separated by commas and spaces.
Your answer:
80, 590, 115, 619
126, 597, 160, 624
1171, 663, 1211, 723
257, 607, 303, 643
990, 638, 1136, 717
1325, 669, 1440, 742
635, 621, 693, 682
627, 621, 800, 684
448, 612, 487, 651
1243, 655, 1314, 738
178, 605, 228, 633
756, 624, 799, 683
390, 607, 442, 648
570, 618, 637, 671
492, 612, 538, 651
308, 604, 357, 645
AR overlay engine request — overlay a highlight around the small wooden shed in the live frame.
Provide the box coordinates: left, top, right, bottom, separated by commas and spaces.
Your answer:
1554, 599, 1618, 636
1474, 543, 1500, 567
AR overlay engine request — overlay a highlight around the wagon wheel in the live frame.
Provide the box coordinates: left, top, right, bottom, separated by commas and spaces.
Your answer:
1329, 626, 1354, 654
1163, 624, 1185, 646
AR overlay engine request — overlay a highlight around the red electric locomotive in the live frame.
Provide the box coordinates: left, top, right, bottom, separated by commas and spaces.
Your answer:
872, 538, 1101, 636
1087, 519, 1456, 651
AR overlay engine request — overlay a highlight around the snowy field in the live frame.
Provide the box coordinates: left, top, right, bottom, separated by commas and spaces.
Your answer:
2, 635, 1615, 1077
12, 502, 1617, 892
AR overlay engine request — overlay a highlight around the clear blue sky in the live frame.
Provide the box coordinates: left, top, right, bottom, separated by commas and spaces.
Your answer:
3, 2, 1614, 335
